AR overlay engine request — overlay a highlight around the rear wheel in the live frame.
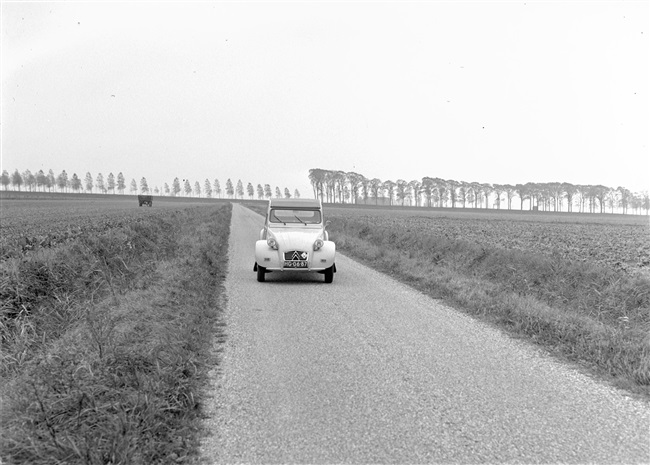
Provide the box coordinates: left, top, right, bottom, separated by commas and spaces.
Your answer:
257, 265, 266, 282
324, 265, 334, 283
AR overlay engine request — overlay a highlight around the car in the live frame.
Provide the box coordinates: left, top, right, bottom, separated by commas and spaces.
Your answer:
254, 198, 336, 283
138, 195, 153, 207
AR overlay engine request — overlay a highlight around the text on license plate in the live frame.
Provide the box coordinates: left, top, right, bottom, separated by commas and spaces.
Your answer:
284, 260, 308, 268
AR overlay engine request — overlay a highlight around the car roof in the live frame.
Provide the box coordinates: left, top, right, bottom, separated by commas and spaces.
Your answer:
269, 198, 321, 208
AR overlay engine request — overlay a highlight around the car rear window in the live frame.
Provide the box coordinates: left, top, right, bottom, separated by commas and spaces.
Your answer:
270, 209, 322, 224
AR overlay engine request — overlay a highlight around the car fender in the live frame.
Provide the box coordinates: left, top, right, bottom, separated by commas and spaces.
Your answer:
310, 240, 336, 270
316, 240, 335, 259
255, 240, 281, 269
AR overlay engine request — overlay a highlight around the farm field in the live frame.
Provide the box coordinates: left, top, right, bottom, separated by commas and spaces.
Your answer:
326, 205, 650, 277
0, 195, 230, 259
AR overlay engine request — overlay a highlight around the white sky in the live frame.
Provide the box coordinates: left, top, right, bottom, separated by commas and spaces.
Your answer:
2, 1, 649, 197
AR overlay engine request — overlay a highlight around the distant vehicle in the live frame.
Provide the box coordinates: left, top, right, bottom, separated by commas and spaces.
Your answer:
138, 195, 153, 207
254, 198, 336, 283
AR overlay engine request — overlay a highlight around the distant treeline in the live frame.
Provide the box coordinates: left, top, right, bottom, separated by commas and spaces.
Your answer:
308, 168, 649, 215
1, 169, 301, 200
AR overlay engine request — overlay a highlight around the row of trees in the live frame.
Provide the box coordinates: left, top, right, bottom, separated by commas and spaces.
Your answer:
162, 177, 300, 201
1, 169, 301, 201
4, 167, 645, 214
308, 168, 649, 215
3, 169, 129, 194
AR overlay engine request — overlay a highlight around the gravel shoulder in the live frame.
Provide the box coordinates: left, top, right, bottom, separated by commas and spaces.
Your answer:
200, 203, 650, 464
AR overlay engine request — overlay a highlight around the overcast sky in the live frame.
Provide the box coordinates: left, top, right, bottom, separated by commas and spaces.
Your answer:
2, 1, 648, 197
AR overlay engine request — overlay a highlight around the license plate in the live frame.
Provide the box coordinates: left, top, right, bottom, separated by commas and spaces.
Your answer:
284, 260, 308, 268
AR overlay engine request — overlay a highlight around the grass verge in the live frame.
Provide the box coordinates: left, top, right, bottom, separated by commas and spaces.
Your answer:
1, 204, 231, 464
327, 215, 650, 399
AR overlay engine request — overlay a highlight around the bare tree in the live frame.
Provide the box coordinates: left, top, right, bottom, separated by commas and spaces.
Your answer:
47, 170, 56, 192
641, 191, 650, 215
58, 170, 69, 192
370, 178, 383, 205
458, 181, 469, 208
466, 183, 476, 208
606, 189, 619, 213
95, 173, 105, 193
395, 179, 408, 206
408, 180, 422, 207
430, 178, 446, 207
503, 184, 516, 210
492, 184, 505, 209
346, 172, 363, 204
332, 170, 346, 203
562, 183, 577, 212
107, 173, 116, 194
617, 186, 631, 214
593, 185, 609, 213
382, 180, 396, 206
117, 172, 126, 194
12, 170, 23, 191
71, 173, 81, 192
308, 168, 326, 202
226, 179, 234, 198
360, 175, 371, 203
421, 177, 435, 207
1, 170, 10, 190
236, 180, 244, 199
22, 170, 36, 191
213, 179, 221, 198
84, 172, 93, 193
36, 170, 47, 191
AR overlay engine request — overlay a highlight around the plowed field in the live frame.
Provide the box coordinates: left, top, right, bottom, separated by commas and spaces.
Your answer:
327, 206, 650, 276
0, 196, 227, 259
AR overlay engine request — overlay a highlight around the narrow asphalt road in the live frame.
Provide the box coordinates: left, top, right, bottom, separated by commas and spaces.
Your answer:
200, 203, 649, 464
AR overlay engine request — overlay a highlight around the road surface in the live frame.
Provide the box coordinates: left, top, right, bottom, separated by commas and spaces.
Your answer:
200, 203, 649, 463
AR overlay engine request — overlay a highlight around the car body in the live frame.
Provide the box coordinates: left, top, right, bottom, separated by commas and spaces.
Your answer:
138, 195, 153, 207
254, 198, 336, 283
